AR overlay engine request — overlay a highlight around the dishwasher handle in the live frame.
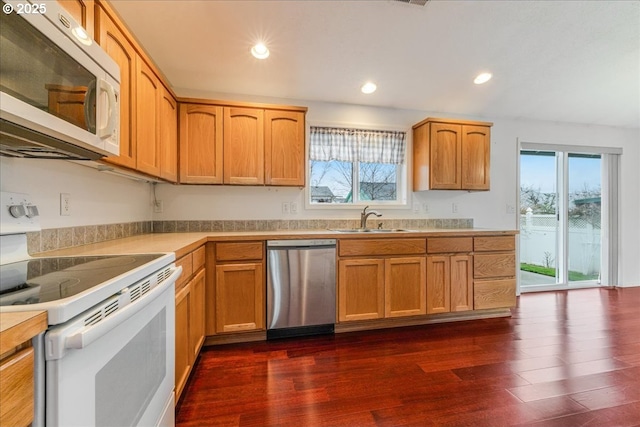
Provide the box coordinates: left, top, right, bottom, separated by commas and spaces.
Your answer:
267, 239, 336, 249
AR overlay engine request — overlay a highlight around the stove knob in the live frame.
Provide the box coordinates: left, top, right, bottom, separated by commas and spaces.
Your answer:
8, 204, 26, 218
26, 204, 39, 218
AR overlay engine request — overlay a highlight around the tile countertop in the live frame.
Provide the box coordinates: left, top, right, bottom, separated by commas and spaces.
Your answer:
36, 228, 518, 259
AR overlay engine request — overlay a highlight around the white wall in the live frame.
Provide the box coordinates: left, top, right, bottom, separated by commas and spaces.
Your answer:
0, 157, 153, 228
1, 95, 637, 285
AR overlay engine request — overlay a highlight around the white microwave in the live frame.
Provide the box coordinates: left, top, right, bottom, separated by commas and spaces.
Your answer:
0, 0, 120, 160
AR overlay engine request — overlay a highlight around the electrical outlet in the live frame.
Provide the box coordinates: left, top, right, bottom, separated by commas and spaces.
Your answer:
60, 193, 71, 216
452, 202, 458, 213
154, 200, 164, 213
290, 202, 298, 213
422, 203, 429, 213
282, 202, 290, 214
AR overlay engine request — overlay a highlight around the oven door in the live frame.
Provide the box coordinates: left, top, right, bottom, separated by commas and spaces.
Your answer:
42, 266, 180, 427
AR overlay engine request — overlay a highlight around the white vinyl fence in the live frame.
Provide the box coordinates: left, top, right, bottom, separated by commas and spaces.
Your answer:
519, 210, 601, 276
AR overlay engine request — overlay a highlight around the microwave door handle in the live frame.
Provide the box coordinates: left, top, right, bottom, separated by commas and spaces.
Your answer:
62, 266, 182, 353
97, 79, 117, 139
84, 81, 97, 133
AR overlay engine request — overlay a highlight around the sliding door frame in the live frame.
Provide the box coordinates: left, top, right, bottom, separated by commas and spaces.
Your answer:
517, 141, 622, 293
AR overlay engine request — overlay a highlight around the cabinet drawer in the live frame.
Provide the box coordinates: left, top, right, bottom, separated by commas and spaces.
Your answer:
0, 347, 34, 427
427, 237, 473, 254
175, 253, 193, 291
339, 238, 426, 257
216, 242, 264, 261
474, 279, 516, 309
192, 245, 205, 271
474, 253, 516, 279
474, 236, 515, 252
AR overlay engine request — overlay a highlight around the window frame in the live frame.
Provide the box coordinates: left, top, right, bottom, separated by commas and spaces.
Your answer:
305, 122, 410, 210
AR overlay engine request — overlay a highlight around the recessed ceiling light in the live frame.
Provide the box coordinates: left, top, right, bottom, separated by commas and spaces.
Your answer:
361, 82, 377, 94
251, 43, 270, 59
474, 72, 492, 84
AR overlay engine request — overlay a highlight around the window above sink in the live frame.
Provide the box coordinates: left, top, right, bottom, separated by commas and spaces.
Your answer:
307, 125, 409, 208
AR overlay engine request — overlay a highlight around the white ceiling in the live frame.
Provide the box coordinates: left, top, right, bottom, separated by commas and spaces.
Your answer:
110, 0, 640, 128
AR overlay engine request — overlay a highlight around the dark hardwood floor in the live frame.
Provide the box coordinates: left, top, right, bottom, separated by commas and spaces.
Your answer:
176, 287, 640, 426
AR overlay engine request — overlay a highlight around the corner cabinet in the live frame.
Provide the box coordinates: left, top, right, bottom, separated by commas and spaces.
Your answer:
413, 118, 492, 191
178, 101, 306, 186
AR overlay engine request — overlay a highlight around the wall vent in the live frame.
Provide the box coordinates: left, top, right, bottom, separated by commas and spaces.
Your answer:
394, 0, 429, 6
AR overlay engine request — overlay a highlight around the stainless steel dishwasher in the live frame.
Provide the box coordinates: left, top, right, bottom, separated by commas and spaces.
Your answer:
266, 239, 336, 339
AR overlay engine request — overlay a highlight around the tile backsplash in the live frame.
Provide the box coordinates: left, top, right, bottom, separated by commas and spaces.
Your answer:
28, 218, 473, 254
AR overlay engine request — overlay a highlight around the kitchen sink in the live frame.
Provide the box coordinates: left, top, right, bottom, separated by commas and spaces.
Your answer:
330, 228, 414, 233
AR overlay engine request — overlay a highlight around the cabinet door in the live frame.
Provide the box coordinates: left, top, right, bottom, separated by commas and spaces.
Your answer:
338, 259, 385, 321
159, 86, 178, 182
174, 283, 191, 402
189, 269, 206, 360
223, 107, 264, 185
450, 255, 473, 312
461, 125, 490, 190
96, 7, 136, 168
179, 104, 224, 184
215, 263, 264, 333
0, 348, 34, 427
135, 57, 161, 176
426, 256, 450, 314
57, 0, 94, 38
264, 110, 305, 186
430, 123, 462, 189
385, 257, 426, 318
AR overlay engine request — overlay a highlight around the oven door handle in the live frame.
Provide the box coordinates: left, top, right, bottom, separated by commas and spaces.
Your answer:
61, 266, 182, 354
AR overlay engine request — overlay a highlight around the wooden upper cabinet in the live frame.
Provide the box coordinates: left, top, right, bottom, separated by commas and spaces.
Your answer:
223, 107, 264, 185
430, 123, 462, 189
265, 110, 305, 186
135, 57, 161, 177
461, 125, 491, 190
57, 0, 94, 38
159, 86, 178, 182
96, 6, 136, 168
413, 118, 492, 191
179, 103, 224, 184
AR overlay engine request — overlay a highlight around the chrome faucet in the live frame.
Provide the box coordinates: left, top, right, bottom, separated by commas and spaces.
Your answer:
360, 206, 382, 229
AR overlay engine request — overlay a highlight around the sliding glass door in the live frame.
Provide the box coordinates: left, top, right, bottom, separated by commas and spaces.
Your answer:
519, 146, 609, 292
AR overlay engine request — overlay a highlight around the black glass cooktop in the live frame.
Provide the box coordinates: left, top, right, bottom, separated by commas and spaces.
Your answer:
0, 254, 162, 306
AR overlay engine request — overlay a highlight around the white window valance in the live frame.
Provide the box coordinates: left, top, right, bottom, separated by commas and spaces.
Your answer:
309, 126, 406, 165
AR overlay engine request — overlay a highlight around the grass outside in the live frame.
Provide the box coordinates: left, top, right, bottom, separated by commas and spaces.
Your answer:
520, 263, 599, 281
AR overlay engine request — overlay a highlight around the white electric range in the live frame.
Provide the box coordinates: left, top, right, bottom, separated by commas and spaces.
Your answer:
0, 191, 181, 427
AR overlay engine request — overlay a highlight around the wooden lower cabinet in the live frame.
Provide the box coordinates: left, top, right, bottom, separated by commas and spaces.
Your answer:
338, 258, 385, 321
385, 257, 426, 317
473, 236, 517, 310
427, 255, 473, 314
338, 256, 426, 321
189, 269, 206, 361
174, 245, 206, 403
174, 283, 191, 402
215, 263, 264, 333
